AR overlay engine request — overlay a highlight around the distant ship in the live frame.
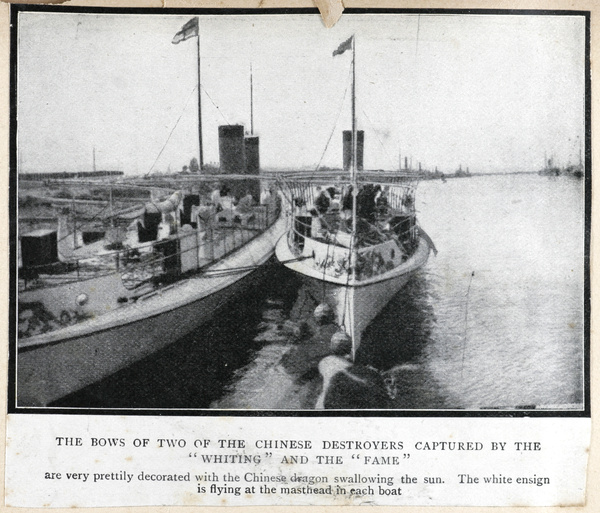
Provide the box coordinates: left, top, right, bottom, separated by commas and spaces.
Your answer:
563, 147, 584, 178
538, 156, 561, 176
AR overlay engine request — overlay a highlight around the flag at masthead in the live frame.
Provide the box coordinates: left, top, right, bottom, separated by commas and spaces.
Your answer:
172, 17, 203, 170
172, 18, 199, 44
333, 35, 353, 57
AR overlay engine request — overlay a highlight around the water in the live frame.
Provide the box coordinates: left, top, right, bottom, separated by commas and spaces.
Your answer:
56, 174, 586, 410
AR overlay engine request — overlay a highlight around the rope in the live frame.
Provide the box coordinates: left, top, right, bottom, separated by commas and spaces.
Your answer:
460, 271, 475, 378
56, 201, 110, 245
129, 255, 310, 294
55, 201, 113, 261
203, 255, 309, 277
312, 65, 353, 178
415, 14, 421, 57
146, 85, 198, 176
361, 108, 396, 171
201, 84, 229, 125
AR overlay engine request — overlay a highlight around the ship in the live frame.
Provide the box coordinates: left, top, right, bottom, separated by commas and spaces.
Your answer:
563, 145, 584, 178
17, 180, 285, 406
15, 17, 286, 407
538, 155, 561, 176
275, 36, 435, 359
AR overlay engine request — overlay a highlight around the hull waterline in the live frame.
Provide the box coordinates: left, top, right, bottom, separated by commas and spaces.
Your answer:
17, 212, 287, 407
276, 234, 430, 357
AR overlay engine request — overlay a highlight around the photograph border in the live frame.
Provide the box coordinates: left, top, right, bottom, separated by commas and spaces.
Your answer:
6, 3, 592, 419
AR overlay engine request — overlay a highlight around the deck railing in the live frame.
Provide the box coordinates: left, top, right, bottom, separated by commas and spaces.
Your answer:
287, 207, 416, 251
19, 199, 281, 292
286, 202, 418, 280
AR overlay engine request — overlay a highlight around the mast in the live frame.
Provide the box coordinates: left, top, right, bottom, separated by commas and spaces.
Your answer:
196, 22, 203, 170
109, 184, 114, 228
72, 195, 78, 249
348, 34, 358, 359
351, 35, 358, 281
173, 17, 203, 171
93, 147, 96, 172
351, 36, 357, 185
250, 63, 254, 135
398, 145, 401, 172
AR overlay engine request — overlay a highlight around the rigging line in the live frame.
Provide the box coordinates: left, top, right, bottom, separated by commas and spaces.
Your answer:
201, 84, 229, 125
146, 85, 198, 177
460, 271, 475, 379
312, 65, 353, 178
56, 201, 111, 246
274, 176, 294, 207
56, 203, 114, 261
201, 255, 310, 276
415, 14, 421, 57
361, 108, 396, 171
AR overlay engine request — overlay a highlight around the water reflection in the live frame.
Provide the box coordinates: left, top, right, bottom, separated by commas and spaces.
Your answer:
357, 275, 448, 409
214, 272, 440, 410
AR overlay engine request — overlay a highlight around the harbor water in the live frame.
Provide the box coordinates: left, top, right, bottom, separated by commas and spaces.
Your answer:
56, 174, 586, 411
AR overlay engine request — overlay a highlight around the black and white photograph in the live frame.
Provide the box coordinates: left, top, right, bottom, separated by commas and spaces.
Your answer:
10, 7, 589, 413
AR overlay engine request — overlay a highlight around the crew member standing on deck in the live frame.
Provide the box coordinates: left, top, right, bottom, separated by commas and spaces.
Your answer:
314, 186, 331, 215
210, 185, 222, 210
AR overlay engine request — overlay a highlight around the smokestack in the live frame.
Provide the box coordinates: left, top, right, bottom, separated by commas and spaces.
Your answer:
244, 136, 259, 174
219, 125, 246, 175
343, 130, 364, 172
244, 135, 261, 201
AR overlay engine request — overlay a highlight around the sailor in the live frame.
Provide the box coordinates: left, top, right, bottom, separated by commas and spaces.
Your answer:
219, 185, 235, 210
157, 213, 175, 240
293, 197, 311, 245
260, 187, 271, 205
375, 185, 388, 207
310, 208, 323, 237
357, 184, 378, 223
236, 193, 255, 214
402, 192, 414, 211
314, 186, 331, 215
210, 185, 221, 207
326, 186, 337, 201
293, 196, 306, 214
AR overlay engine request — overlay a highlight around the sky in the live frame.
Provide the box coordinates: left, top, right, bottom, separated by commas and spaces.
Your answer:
16, 11, 586, 175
